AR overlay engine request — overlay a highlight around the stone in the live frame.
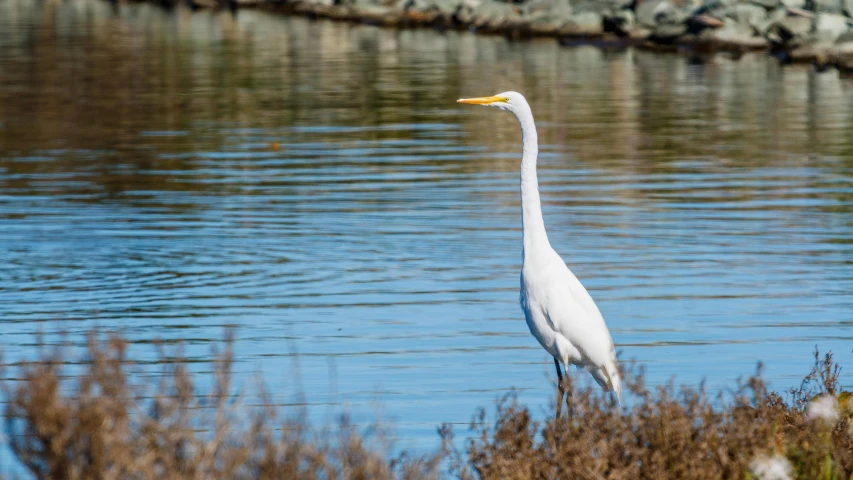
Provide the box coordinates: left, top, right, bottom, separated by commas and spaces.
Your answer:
559, 10, 605, 34
398, 0, 458, 12
805, 0, 843, 13
837, 54, 853, 74
688, 0, 735, 20
834, 40, 853, 53
689, 13, 725, 28
469, 1, 516, 28
781, 0, 806, 8
636, 0, 681, 27
653, 22, 688, 37
739, 3, 770, 24
708, 19, 770, 46
754, 7, 786, 35
788, 43, 830, 60
572, 0, 614, 14
453, 4, 475, 23
522, 0, 573, 33
528, 16, 565, 34
749, 0, 779, 9
813, 13, 853, 43
604, 9, 636, 34
522, 0, 572, 16
773, 15, 812, 43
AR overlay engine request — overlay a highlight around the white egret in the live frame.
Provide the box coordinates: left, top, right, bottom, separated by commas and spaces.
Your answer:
458, 92, 621, 414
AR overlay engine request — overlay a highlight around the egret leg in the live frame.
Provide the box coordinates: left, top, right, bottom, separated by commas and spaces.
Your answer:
554, 358, 565, 419
564, 368, 573, 420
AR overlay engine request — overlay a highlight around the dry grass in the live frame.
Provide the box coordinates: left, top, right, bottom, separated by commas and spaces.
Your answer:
1, 331, 440, 480
441, 352, 853, 480
2, 331, 851, 479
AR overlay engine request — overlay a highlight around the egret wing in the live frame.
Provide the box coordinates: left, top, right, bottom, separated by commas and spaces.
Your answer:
541, 261, 616, 371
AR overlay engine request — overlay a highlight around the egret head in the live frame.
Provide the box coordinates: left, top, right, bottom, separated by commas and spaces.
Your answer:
457, 91, 527, 114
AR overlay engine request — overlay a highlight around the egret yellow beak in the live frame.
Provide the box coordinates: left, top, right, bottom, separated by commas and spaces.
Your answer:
457, 96, 507, 105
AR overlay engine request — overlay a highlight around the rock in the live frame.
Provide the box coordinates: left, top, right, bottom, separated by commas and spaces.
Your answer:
734, 3, 770, 27
805, 0, 843, 13
755, 7, 786, 34
453, 4, 475, 23
688, 13, 725, 28
706, 19, 770, 46
630, 26, 654, 38
469, 1, 517, 29
688, 0, 736, 19
603, 9, 636, 35
523, 0, 573, 35
749, 0, 779, 9
399, 0, 458, 12
837, 52, 853, 74
351, 3, 396, 23
781, 0, 806, 8
845, 0, 853, 16
522, 0, 571, 16
786, 6, 815, 16
768, 15, 812, 44
812, 13, 852, 44
608, 0, 637, 10
788, 43, 831, 60
572, 0, 614, 15
636, 0, 683, 27
652, 22, 689, 37
834, 40, 853, 56
559, 10, 604, 34
527, 15, 565, 34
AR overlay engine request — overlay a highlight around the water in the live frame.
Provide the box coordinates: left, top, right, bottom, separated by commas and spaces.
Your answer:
2, 0, 853, 470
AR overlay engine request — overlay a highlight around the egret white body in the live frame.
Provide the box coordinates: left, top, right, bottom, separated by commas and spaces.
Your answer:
458, 92, 622, 409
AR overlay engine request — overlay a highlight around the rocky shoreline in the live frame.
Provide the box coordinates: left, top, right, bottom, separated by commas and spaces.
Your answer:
156, 0, 853, 73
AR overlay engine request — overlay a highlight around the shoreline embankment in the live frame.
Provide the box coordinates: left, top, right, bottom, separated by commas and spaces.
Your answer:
132, 0, 853, 74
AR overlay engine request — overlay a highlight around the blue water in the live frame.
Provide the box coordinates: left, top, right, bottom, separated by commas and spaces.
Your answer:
1, 0, 853, 474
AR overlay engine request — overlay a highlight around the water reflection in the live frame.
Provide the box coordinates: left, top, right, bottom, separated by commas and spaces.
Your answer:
1, 0, 853, 463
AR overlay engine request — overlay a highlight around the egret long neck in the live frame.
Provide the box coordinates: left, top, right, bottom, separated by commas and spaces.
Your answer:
517, 106, 550, 257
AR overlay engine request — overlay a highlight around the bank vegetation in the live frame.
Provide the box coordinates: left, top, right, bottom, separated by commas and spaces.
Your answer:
2, 331, 851, 479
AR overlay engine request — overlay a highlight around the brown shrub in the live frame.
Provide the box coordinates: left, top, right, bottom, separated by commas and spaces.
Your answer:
2, 331, 851, 480
1, 331, 440, 480
441, 351, 853, 480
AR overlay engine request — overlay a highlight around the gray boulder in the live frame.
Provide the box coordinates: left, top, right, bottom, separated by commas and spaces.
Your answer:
522, 0, 572, 16
559, 10, 605, 34
636, 0, 685, 27
749, 0, 779, 9
812, 13, 852, 43
572, 0, 615, 14
469, 1, 517, 28
653, 22, 688, 37
606, 9, 636, 33
732, 3, 769, 28
754, 7, 787, 34
706, 18, 769, 45
527, 15, 567, 34
398, 0, 458, 12
523, 0, 574, 34
805, 0, 843, 14
766, 14, 811, 44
